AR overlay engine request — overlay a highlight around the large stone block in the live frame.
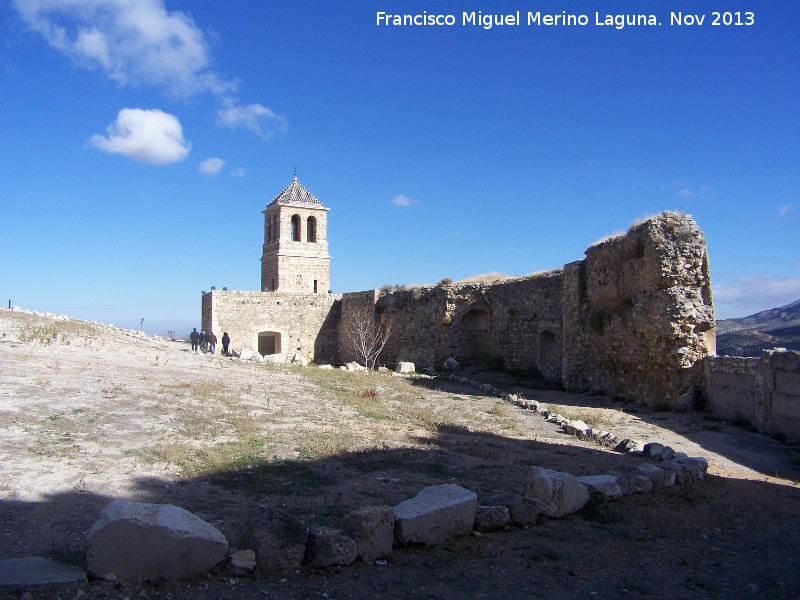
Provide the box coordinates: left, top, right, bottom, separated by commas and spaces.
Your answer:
239, 507, 308, 572
577, 474, 625, 504
303, 527, 358, 568
394, 484, 477, 545
526, 467, 590, 517
341, 506, 394, 562
490, 493, 548, 527
85, 501, 228, 581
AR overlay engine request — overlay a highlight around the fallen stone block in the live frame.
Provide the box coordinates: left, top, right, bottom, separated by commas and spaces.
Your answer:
239, 507, 308, 572
490, 493, 548, 527
86, 501, 228, 581
526, 467, 590, 518
341, 506, 394, 562
317, 364, 334, 370
643, 443, 665, 460
396, 361, 415, 373
239, 349, 255, 361
304, 527, 357, 568
578, 475, 625, 504
633, 462, 666, 491
394, 484, 477, 545
629, 475, 654, 494
474, 506, 510, 532
443, 357, 460, 370
263, 353, 286, 364
675, 456, 708, 473
562, 420, 589, 437
346, 361, 367, 372
0, 557, 86, 592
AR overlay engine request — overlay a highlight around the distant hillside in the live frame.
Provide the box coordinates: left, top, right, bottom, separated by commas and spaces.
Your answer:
716, 298, 800, 356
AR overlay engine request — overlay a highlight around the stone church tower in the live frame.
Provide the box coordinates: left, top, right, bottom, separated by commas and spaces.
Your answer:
260, 177, 330, 293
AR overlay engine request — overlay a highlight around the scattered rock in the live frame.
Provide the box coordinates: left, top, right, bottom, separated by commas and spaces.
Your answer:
85, 500, 228, 581
291, 353, 309, 366
239, 349, 255, 362
443, 357, 460, 370
317, 364, 334, 370
474, 506, 510, 532
526, 467, 590, 518
490, 493, 548, 527
227, 550, 256, 576
346, 362, 367, 372
562, 420, 590, 437
304, 527, 358, 568
0, 557, 87, 592
396, 362, 415, 374
341, 506, 394, 562
394, 484, 477, 545
239, 507, 308, 572
578, 474, 625, 504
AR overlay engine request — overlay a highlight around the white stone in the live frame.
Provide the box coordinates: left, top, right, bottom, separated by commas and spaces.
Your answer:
443, 357, 460, 370
318, 364, 334, 370
562, 420, 589, 436
291, 353, 309, 366
86, 500, 228, 581
239, 349, 255, 361
394, 484, 477, 545
346, 361, 367, 372
396, 362, 415, 374
263, 353, 286, 364
525, 467, 590, 518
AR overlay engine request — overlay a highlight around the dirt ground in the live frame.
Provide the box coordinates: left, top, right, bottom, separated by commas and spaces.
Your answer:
1, 309, 799, 600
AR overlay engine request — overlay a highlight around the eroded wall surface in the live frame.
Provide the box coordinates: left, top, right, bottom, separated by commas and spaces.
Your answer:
562, 213, 715, 406
206, 212, 719, 409
202, 290, 341, 363
705, 350, 800, 443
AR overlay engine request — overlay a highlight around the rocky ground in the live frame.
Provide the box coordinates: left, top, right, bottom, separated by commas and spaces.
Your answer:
1, 308, 799, 599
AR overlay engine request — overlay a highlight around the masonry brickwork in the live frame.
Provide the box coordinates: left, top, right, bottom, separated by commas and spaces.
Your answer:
205, 203, 726, 409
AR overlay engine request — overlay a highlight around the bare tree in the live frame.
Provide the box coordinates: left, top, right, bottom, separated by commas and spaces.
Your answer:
341, 305, 392, 370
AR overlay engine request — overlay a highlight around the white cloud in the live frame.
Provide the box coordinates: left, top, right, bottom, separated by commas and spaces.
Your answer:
230, 168, 245, 178
199, 157, 224, 175
714, 276, 800, 316
217, 100, 288, 140
11, 0, 235, 98
392, 194, 417, 207
89, 108, 190, 164
778, 205, 792, 216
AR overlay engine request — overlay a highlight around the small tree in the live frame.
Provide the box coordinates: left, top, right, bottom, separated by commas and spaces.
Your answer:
341, 305, 392, 370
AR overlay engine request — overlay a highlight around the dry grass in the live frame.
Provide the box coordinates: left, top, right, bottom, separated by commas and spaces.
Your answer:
544, 403, 616, 430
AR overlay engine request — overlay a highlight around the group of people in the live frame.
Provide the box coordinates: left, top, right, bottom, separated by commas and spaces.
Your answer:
190, 328, 230, 355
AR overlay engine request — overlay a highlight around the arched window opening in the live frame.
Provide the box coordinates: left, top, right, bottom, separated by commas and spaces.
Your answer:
291, 214, 302, 241
539, 330, 558, 372
307, 216, 317, 243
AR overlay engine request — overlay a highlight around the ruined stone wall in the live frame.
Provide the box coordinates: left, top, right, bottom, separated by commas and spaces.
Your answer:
202, 290, 341, 363
705, 350, 800, 443
340, 272, 564, 375
210, 211, 720, 409
562, 213, 715, 406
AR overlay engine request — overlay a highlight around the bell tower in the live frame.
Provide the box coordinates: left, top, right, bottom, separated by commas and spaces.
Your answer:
260, 177, 330, 293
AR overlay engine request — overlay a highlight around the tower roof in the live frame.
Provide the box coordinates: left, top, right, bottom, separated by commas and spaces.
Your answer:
266, 177, 327, 209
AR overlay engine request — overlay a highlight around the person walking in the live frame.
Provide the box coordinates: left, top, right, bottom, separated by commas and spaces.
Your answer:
190, 328, 199, 352
222, 332, 230, 356
199, 330, 208, 353
208, 332, 217, 355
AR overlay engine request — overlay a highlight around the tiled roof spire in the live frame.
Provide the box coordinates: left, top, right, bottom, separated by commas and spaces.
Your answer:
266, 177, 326, 209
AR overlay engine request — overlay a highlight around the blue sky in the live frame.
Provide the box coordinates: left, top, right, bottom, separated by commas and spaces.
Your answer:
2, 1, 798, 334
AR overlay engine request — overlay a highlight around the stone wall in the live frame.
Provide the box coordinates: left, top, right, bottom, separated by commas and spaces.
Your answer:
201, 290, 341, 363
357, 272, 564, 376
562, 213, 715, 406
705, 350, 800, 443
207, 212, 719, 409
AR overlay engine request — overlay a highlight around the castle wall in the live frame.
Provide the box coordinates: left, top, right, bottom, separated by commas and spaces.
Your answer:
705, 350, 800, 443
337, 272, 564, 375
209, 211, 722, 410
562, 213, 716, 406
202, 290, 341, 363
